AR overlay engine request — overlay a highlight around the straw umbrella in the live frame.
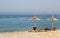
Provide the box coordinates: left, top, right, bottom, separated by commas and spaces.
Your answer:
29, 16, 41, 30
47, 16, 58, 28
29, 16, 41, 26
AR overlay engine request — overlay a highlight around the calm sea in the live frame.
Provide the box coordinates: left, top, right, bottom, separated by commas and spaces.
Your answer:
0, 15, 60, 32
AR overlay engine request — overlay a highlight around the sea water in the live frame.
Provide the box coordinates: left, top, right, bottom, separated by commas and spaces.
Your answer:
0, 15, 60, 32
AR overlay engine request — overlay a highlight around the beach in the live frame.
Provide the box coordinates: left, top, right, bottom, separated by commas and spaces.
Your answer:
0, 30, 60, 38
0, 15, 60, 38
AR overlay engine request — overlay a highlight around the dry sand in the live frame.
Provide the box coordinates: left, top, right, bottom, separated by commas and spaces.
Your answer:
0, 30, 60, 38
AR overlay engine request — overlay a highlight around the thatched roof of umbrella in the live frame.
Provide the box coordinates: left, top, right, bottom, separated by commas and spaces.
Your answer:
47, 16, 58, 21
29, 16, 41, 21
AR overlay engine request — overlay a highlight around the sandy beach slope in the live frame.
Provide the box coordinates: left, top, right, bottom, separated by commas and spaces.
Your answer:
0, 30, 60, 38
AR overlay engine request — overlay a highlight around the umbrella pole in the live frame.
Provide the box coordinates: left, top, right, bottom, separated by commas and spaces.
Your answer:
52, 22, 53, 28
32, 21, 37, 30
52, 20, 54, 28
33, 21, 36, 27
34, 22, 36, 27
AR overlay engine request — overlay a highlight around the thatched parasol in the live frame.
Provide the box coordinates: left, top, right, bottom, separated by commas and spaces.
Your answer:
29, 16, 41, 27
48, 16, 58, 28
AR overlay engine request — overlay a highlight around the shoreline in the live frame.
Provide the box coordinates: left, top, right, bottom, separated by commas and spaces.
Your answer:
0, 29, 60, 33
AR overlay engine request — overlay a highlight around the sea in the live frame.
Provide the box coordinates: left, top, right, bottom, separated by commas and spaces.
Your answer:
0, 15, 60, 32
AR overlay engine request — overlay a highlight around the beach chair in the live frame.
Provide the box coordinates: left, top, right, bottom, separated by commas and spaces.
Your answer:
41, 28, 50, 32
28, 27, 37, 32
32, 27, 37, 30
50, 28, 56, 31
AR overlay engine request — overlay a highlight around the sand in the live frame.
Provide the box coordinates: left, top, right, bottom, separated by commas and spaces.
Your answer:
0, 30, 60, 38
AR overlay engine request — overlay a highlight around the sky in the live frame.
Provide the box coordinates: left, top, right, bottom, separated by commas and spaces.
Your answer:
0, 0, 60, 15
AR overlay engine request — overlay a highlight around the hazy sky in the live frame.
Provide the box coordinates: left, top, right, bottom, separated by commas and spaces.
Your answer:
0, 0, 60, 15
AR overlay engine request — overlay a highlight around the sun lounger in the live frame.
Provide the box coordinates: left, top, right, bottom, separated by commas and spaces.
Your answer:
50, 28, 56, 31
32, 27, 37, 30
